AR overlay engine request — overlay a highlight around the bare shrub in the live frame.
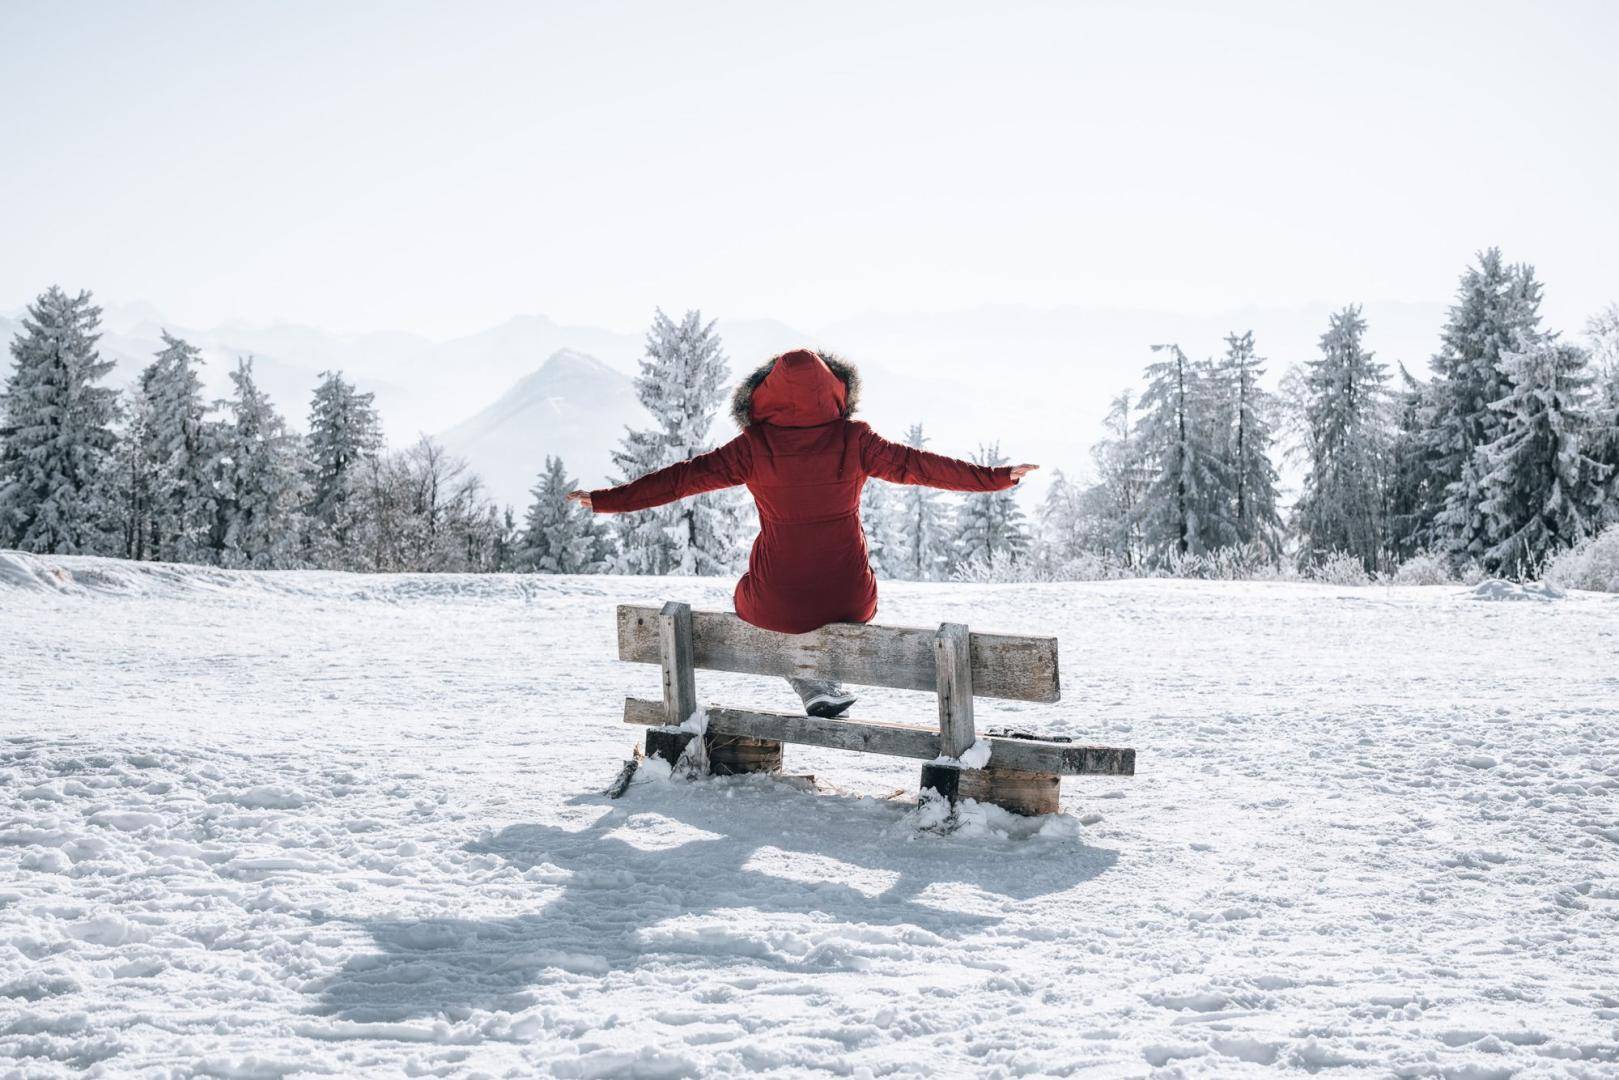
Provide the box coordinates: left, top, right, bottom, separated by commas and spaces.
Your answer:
1308, 551, 1372, 587
1544, 525, 1619, 593
1387, 551, 1455, 586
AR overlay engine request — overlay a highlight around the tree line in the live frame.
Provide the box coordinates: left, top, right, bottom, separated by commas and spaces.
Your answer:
1041, 249, 1619, 579
4, 248, 1616, 580
0, 289, 518, 572
0, 293, 1024, 576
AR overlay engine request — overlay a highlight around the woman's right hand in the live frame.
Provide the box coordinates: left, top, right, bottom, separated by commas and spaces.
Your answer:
565, 490, 594, 512
1009, 464, 1039, 482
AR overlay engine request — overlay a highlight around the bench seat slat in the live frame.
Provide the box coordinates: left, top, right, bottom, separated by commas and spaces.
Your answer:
616, 605, 1060, 704
622, 697, 1133, 776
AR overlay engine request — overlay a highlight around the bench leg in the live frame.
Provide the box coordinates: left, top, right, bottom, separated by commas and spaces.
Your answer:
645, 729, 699, 768
646, 730, 782, 777
919, 763, 1060, 817
707, 734, 782, 776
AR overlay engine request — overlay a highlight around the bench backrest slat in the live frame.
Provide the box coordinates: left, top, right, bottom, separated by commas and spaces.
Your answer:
616, 605, 1060, 703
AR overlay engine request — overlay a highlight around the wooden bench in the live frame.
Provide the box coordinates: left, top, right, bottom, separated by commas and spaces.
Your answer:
615, 601, 1135, 815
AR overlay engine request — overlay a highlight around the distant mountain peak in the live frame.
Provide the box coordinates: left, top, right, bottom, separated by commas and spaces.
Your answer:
495, 349, 619, 403
438, 347, 644, 509
541, 347, 613, 373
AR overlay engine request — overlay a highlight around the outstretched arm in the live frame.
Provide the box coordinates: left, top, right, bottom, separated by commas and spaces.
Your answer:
568, 432, 752, 514
858, 425, 1037, 492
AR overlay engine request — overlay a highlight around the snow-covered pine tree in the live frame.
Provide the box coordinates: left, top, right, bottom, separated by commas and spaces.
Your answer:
1136, 344, 1233, 561
950, 442, 1029, 566
1293, 307, 1392, 570
1591, 304, 1619, 413
491, 506, 520, 572
1476, 339, 1611, 574
138, 331, 216, 563
1585, 304, 1619, 522
1038, 468, 1105, 561
304, 370, 382, 566
1217, 331, 1283, 555
461, 503, 514, 573
213, 358, 307, 569
1425, 249, 1546, 560
0, 286, 120, 554
117, 360, 171, 559
1052, 391, 1151, 567
895, 422, 953, 580
608, 308, 743, 575
859, 477, 908, 579
520, 455, 610, 573
1386, 364, 1437, 561
108, 378, 160, 560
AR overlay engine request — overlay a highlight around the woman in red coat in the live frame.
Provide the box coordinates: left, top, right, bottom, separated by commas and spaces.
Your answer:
568, 348, 1036, 717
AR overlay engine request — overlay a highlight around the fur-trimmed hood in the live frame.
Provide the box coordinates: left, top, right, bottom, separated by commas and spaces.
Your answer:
729, 348, 862, 429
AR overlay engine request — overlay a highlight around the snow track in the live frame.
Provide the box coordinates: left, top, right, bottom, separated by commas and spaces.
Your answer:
2, 553, 1617, 1077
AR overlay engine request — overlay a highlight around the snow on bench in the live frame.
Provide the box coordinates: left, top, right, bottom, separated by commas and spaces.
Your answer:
614, 601, 1135, 815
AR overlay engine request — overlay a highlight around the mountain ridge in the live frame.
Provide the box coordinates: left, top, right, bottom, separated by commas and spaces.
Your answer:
438, 348, 645, 509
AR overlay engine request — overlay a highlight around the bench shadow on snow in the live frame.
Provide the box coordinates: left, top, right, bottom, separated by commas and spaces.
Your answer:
311, 780, 1119, 1023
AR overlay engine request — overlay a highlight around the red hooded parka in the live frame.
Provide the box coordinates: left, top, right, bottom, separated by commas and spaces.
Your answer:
589, 349, 1017, 634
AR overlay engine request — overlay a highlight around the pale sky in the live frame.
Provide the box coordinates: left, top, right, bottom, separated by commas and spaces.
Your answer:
4, 0, 1615, 339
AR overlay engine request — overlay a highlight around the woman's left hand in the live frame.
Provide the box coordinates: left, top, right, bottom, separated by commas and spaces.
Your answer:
566, 490, 594, 512
1010, 464, 1039, 482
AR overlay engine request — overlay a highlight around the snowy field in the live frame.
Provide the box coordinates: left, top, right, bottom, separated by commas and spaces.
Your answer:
2, 552, 1617, 1079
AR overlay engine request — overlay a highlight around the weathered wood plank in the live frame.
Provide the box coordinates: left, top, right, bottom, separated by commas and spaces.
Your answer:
706, 734, 783, 776
622, 698, 1134, 776
935, 622, 975, 757
659, 601, 697, 726
920, 762, 1060, 816
617, 605, 1060, 703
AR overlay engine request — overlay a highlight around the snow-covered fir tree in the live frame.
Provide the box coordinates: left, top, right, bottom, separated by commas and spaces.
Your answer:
1044, 392, 1147, 567
1136, 344, 1233, 560
950, 442, 1029, 567
1038, 469, 1081, 557
1293, 307, 1391, 570
212, 358, 307, 569
0, 286, 119, 554
1425, 249, 1545, 560
304, 370, 382, 565
1476, 339, 1610, 574
519, 455, 610, 573
117, 360, 171, 560
491, 506, 521, 573
1590, 304, 1619, 413
1585, 304, 1619, 521
109, 375, 160, 560
859, 477, 908, 578
1216, 331, 1283, 555
895, 423, 953, 580
1385, 364, 1437, 561
1039, 468, 1109, 562
138, 331, 216, 562
1093, 390, 1149, 566
608, 308, 743, 575
463, 503, 518, 573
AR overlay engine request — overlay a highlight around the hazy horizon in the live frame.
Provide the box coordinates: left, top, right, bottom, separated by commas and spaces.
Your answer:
1, 291, 1460, 510
8, 0, 1616, 511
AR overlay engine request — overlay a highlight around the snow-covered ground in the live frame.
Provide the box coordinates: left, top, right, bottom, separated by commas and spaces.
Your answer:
2, 552, 1616, 1078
